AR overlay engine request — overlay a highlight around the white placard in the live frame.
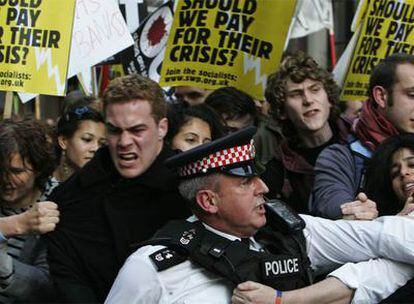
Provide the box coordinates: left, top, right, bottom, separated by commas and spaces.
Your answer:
68, 0, 134, 78
18, 0, 134, 103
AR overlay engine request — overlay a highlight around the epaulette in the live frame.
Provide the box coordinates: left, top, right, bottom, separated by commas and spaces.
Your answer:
149, 247, 187, 271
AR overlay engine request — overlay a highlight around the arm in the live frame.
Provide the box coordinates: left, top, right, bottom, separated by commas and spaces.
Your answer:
310, 144, 359, 219
0, 235, 55, 301
232, 278, 352, 304
0, 201, 60, 236
105, 248, 164, 304
330, 259, 414, 303
0, 202, 59, 301
301, 214, 414, 274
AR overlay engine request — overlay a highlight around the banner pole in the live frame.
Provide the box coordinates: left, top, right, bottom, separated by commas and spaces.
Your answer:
35, 95, 41, 120
4, 91, 13, 119
329, 28, 337, 68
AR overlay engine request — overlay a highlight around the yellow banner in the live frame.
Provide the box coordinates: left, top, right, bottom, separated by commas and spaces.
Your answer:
159, 0, 296, 100
0, 0, 75, 95
341, 0, 414, 101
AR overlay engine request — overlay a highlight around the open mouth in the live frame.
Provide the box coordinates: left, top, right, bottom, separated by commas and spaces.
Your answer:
404, 182, 414, 196
303, 109, 319, 117
255, 200, 266, 213
118, 153, 138, 167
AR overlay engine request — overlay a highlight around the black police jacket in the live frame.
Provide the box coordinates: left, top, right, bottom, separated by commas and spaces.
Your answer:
143, 219, 312, 291
45, 146, 190, 303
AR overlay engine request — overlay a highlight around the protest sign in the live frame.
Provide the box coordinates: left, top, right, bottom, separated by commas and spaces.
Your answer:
341, 0, 414, 101
159, 0, 296, 100
0, 0, 75, 95
119, 0, 148, 33
18, 0, 134, 103
119, 0, 174, 82
68, 0, 134, 78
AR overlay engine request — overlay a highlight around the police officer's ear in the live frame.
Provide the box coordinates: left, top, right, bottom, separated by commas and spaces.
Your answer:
195, 190, 219, 214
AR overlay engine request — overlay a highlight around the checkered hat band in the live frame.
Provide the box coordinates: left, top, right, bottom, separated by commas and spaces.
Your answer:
179, 144, 253, 176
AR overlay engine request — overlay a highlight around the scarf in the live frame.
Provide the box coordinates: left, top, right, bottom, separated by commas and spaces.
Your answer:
353, 101, 399, 151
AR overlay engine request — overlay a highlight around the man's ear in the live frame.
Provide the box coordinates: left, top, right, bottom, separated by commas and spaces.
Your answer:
372, 86, 388, 109
57, 135, 68, 150
157, 117, 168, 140
195, 189, 219, 214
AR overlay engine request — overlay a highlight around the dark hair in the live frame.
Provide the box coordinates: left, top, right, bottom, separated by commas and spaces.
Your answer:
0, 118, 57, 192
365, 133, 414, 215
103, 74, 167, 122
265, 51, 340, 143
166, 103, 225, 146
205, 87, 259, 130
57, 97, 104, 139
368, 53, 414, 106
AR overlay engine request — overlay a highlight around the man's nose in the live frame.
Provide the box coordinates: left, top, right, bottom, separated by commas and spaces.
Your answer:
118, 131, 132, 147
254, 177, 269, 195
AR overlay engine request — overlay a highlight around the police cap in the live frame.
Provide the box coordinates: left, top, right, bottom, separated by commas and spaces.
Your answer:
165, 126, 258, 178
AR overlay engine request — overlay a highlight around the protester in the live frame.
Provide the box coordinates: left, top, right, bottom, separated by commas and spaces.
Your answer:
166, 103, 224, 152
106, 127, 414, 304
341, 100, 362, 123
364, 133, 414, 216
203, 86, 277, 165
54, 100, 106, 182
311, 53, 414, 220
205, 86, 260, 133
174, 85, 211, 106
0, 118, 60, 302
364, 133, 414, 303
261, 51, 349, 212
46, 74, 189, 302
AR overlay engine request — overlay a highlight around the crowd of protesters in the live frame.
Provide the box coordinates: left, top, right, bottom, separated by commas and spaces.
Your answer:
1, 50, 414, 303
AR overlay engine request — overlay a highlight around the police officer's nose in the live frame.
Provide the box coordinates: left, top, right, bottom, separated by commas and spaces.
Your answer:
254, 177, 269, 195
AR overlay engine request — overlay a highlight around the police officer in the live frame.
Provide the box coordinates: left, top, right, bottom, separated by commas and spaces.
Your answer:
106, 127, 414, 304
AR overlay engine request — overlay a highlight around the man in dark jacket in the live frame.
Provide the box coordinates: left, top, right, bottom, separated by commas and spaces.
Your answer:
46, 74, 189, 302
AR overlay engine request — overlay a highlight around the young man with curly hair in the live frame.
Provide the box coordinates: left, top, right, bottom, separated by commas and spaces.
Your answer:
261, 52, 349, 213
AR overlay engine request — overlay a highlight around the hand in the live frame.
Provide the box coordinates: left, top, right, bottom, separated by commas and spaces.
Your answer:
231, 281, 275, 304
397, 196, 414, 216
17, 201, 60, 235
341, 192, 378, 220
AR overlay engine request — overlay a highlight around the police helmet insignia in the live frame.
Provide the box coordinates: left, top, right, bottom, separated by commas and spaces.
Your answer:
165, 126, 258, 178
249, 138, 256, 158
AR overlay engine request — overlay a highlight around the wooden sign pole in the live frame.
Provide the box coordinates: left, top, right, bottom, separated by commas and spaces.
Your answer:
3, 91, 13, 119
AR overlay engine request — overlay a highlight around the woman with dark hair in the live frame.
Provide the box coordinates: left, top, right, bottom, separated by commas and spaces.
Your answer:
0, 118, 60, 302
166, 103, 225, 152
54, 98, 106, 181
364, 133, 414, 216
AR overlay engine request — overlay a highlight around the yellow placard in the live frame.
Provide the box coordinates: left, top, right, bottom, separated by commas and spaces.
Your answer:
159, 0, 296, 100
341, 0, 414, 101
351, 0, 369, 32
0, 0, 76, 95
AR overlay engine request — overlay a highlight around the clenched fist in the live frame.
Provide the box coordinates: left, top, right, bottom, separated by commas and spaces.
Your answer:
18, 201, 60, 234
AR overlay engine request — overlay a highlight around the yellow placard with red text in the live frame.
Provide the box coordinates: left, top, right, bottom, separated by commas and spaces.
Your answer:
159, 0, 296, 100
0, 0, 75, 95
341, 0, 414, 101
